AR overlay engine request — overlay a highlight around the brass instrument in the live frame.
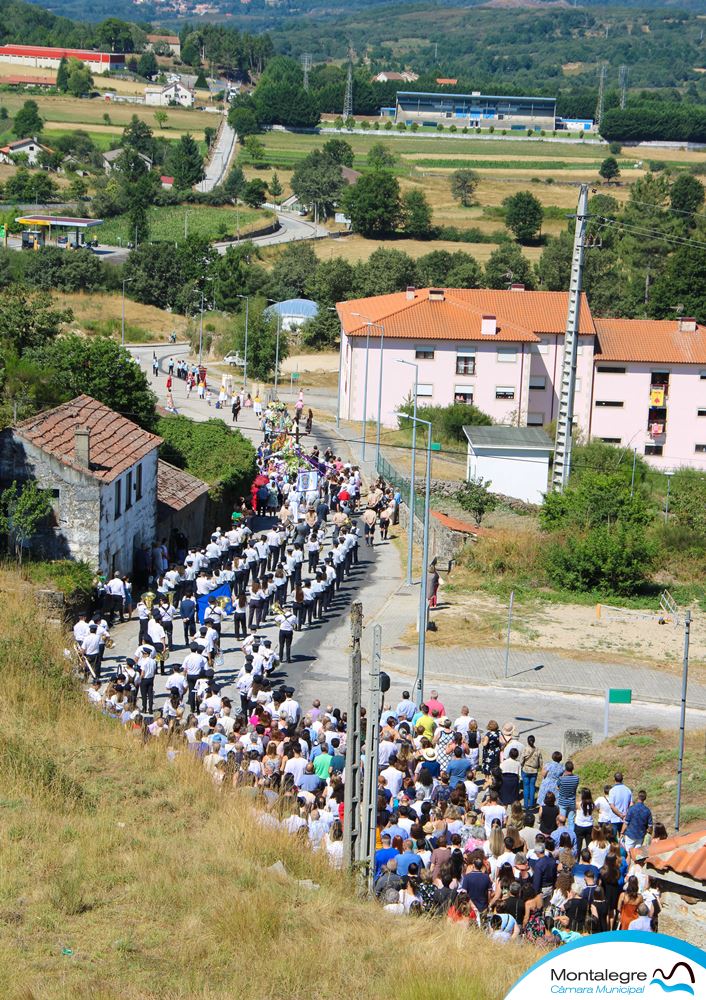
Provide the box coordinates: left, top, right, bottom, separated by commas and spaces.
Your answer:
271, 601, 285, 617
142, 591, 156, 611
216, 595, 230, 610
105, 637, 115, 649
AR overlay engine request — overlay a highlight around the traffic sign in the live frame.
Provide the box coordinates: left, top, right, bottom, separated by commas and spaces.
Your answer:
291, 372, 300, 380
430, 442, 441, 451
608, 688, 632, 704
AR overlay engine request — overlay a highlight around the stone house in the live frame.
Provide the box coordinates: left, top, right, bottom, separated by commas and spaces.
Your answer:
0, 395, 161, 576
0, 136, 53, 166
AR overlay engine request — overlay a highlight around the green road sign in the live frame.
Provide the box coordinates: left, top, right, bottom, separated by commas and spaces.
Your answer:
430, 442, 441, 451
291, 372, 300, 380
0, 226, 5, 239
608, 688, 632, 704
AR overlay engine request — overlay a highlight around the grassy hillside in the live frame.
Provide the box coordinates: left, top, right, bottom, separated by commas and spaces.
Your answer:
0, 570, 530, 1000
574, 729, 706, 828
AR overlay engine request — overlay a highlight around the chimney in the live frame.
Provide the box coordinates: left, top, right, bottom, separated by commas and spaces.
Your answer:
428, 288, 445, 302
406, 285, 416, 300
510, 283, 525, 292
75, 427, 90, 468
678, 317, 697, 333
481, 314, 497, 336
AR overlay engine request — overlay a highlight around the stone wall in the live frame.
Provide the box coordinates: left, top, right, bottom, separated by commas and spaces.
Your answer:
397, 501, 469, 569
98, 448, 159, 577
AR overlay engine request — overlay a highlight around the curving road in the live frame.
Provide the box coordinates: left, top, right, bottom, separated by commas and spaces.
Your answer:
198, 118, 237, 194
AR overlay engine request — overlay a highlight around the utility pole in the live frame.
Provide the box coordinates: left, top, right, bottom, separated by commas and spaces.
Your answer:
552, 184, 589, 492
595, 63, 607, 131
343, 58, 353, 120
343, 602, 363, 870
301, 53, 312, 91
359, 625, 383, 888
619, 65, 628, 110
675, 609, 692, 833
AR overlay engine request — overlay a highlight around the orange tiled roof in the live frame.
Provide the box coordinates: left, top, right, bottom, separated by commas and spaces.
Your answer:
15, 395, 161, 483
157, 459, 210, 511
431, 510, 475, 533
337, 288, 594, 343
595, 317, 706, 364
635, 826, 706, 883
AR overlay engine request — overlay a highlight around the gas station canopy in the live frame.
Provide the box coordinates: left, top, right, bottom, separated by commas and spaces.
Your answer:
15, 214, 103, 229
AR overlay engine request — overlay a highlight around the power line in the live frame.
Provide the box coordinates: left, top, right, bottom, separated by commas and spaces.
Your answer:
596, 215, 706, 250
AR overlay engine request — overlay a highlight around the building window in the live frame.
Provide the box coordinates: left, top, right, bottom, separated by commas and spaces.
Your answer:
595, 400, 624, 408
125, 470, 133, 510
497, 347, 517, 363
529, 375, 546, 390
454, 385, 474, 403
415, 348, 435, 360
455, 353, 475, 375
527, 412, 544, 425
701, 371, 706, 380
135, 464, 143, 500
596, 365, 626, 374
416, 383, 433, 397
600, 437, 621, 444
114, 479, 122, 519
696, 444, 706, 453
644, 444, 663, 456
698, 409, 706, 417
495, 386, 515, 400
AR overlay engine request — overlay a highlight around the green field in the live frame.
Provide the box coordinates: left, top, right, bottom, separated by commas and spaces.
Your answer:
97, 204, 272, 246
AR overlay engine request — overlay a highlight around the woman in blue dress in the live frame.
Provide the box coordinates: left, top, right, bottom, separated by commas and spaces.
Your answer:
537, 750, 565, 806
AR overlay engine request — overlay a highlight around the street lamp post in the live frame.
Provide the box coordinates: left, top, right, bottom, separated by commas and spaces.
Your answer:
121, 276, 133, 348
198, 289, 205, 366
398, 412, 432, 702
328, 306, 342, 430
267, 299, 282, 400
237, 294, 249, 389
352, 313, 384, 466
397, 360, 418, 586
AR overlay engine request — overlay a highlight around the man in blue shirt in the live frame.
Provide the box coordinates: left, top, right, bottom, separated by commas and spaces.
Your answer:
395, 691, 417, 721
396, 839, 424, 877
622, 790, 653, 848
531, 843, 558, 900
556, 760, 580, 831
461, 859, 492, 912
374, 834, 398, 879
445, 746, 470, 789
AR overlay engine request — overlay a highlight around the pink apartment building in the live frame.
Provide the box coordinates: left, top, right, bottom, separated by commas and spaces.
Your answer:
336, 287, 706, 470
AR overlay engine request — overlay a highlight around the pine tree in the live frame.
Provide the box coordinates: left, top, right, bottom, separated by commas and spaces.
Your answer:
166, 134, 205, 189
56, 57, 69, 93
269, 172, 283, 205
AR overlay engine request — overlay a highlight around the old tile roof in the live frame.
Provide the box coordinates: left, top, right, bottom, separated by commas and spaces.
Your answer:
635, 826, 706, 883
431, 511, 475, 533
595, 317, 706, 364
337, 288, 595, 343
157, 460, 210, 512
15, 395, 161, 483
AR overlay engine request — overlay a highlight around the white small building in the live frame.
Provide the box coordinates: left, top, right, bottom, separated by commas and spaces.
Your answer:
145, 80, 195, 108
0, 137, 52, 166
463, 425, 552, 505
264, 298, 319, 332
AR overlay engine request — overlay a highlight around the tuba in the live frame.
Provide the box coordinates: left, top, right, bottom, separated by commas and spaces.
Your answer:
271, 601, 284, 617
142, 591, 156, 611
216, 595, 230, 611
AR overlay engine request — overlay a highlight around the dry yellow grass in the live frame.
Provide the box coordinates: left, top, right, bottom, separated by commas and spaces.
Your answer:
314, 233, 543, 265
0, 92, 215, 134
0, 570, 534, 999
58, 291, 189, 342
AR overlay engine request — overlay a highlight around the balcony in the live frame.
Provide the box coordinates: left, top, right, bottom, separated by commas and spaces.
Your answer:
649, 384, 668, 406
647, 405, 667, 437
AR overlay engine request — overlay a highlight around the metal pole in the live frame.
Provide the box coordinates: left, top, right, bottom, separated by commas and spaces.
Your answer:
274, 311, 281, 399
604, 689, 610, 740
361, 624, 382, 890
121, 277, 126, 347
397, 359, 418, 587
416, 420, 432, 701
336, 331, 343, 430
665, 474, 672, 522
375, 324, 385, 466
675, 609, 692, 833
361, 325, 371, 462
343, 601, 363, 869
243, 296, 249, 389
198, 291, 204, 366
630, 448, 637, 498
504, 589, 515, 679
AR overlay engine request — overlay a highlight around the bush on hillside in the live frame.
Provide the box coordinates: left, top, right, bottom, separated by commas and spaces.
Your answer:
544, 524, 658, 595
668, 468, 706, 536
570, 440, 649, 485
157, 416, 256, 502
397, 400, 492, 443
540, 471, 650, 531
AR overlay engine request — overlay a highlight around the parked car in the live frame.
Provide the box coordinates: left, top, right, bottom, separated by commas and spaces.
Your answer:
224, 353, 245, 367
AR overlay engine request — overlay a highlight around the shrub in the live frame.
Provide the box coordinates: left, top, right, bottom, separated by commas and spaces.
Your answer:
527, 129, 533, 136
462, 126, 469, 134
475, 127, 481, 134
397, 399, 492, 442
436, 123, 444, 131
361, 120, 370, 130
373, 121, 380, 130
411, 122, 419, 131
449, 124, 457, 132
156, 416, 256, 503
668, 468, 706, 535
609, 141, 621, 155
456, 476, 497, 525
396, 122, 406, 131
540, 471, 650, 531
384, 121, 392, 130
544, 524, 657, 595
489, 125, 494, 133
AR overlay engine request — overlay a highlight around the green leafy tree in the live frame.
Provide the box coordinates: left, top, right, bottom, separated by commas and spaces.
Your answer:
13, 100, 43, 137
194, 71, 209, 89
223, 163, 245, 200
353, 247, 416, 296
96, 18, 136, 53
56, 57, 69, 93
228, 106, 260, 139
229, 301, 287, 380
242, 178, 268, 208
120, 116, 155, 159
544, 525, 657, 596
342, 171, 401, 237
599, 156, 620, 181
268, 171, 283, 205
156, 416, 256, 504
66, 59, 93, 98
670, 173, 705, 218
540, 471, 649, 531
366, 142, 396, 171
153, 110, 168, 130
166, 134, 205, 189
0, 285, 69, 355
138, 50, 158, 79
267, 242, 318, 301
668, 469, 706, 534
243, 135, 266, 163
67, 176, 88, 202
402, 189, 433, 238
29, 335, 158, 431
291, 148, 344, 218
300, 308, 339, 349
22, 247, 102, 293
415, 249, 481, 288
484, 243, 536, 290
0, 480, 52, 563
214, 241, 267, 311
450, 168, 479, 207
650, 244, 706, 322
503, 191, 544, 243
308, 256, 355, 304
455, 475, 497, 525
322, 138, 354, 167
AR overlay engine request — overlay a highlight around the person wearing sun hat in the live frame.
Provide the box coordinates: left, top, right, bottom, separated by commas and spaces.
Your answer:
500, 721, 524, 759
